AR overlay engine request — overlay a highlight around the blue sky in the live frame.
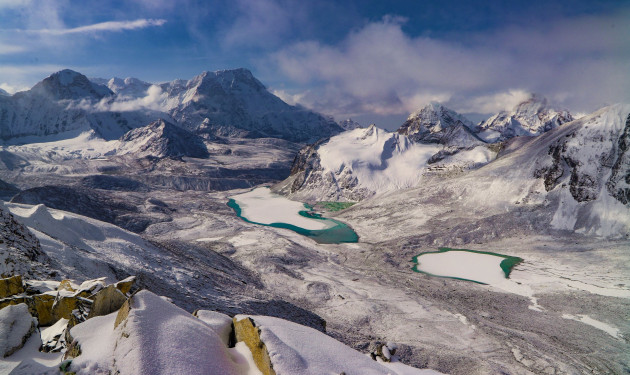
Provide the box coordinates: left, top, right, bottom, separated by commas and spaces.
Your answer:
0, 0, 628, 127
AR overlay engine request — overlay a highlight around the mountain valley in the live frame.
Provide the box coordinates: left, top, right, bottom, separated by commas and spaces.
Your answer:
0, 69, 628, 375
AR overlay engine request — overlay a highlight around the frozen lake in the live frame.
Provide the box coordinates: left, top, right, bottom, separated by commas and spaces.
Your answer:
412, 248, 523, 284
228, 187, 358, 243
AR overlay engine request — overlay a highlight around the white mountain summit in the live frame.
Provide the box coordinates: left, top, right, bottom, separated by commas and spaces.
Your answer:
476, 94, 573, 142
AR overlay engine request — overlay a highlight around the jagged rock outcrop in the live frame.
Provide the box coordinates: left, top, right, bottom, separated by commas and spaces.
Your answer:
606, 113, 630, 204
117, 119, 210, 158
477, 95, 573, 142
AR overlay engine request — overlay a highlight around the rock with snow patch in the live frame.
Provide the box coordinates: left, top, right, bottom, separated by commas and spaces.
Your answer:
0, 303, 37, 357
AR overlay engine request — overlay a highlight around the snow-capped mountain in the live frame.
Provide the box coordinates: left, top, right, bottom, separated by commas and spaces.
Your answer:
0, 88, 10, 96
31, 69, 112, 100
275, 124, 496, 201
397, 102, 482, 148
92, 68, 343, 143
0, 68, 342, 144
0, 70, 154, 141
105, 77, 152, 98
476, 94, 573, 142
117, 119, 209, 159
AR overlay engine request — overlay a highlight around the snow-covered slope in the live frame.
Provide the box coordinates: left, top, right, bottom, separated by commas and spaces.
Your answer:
0, 88, 10, 96
398, 103, 482, 148
477, 95, 573, 142
275, 125, 497, 201
117, 119, 209, 158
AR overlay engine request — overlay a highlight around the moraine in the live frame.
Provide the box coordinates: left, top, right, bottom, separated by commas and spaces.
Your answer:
228, 187, 358, 244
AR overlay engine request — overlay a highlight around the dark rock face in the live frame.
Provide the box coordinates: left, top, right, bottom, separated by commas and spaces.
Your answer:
607, 114, 630, 205
0, 206, 48, 278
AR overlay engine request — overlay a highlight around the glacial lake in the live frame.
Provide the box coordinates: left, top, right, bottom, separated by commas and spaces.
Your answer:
412, 248, 523, 285
228, 187, 358, 244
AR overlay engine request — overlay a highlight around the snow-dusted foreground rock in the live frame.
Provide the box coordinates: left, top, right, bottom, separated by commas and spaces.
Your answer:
4, 287, 443, 375
237, 315, 443, 375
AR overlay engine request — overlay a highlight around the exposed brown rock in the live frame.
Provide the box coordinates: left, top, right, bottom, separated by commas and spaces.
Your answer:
87, 285, 127, 319
233, 317, 276, 375
0, 275, 24, 298
114, 276, 136, 295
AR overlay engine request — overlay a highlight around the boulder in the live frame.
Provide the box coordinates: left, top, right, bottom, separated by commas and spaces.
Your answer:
114, 276, 136, 295
233, 317, 276, 375
86, 285, 127, 319
0, 275, 24, 298
0, 303, 37, 357
28, 294, 55, 326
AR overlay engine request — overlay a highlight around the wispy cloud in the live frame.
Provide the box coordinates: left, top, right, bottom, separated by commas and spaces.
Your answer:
68, 85, 168, 113
0, 42, 26, 54
25, 18, 167, 35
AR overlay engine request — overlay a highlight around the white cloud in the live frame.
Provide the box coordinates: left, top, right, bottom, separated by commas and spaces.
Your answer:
0, 42, 26, 54
69, 85, 168, 113
270, 12, 630, 122
0, 82, 28, 94
457, 90, 532, 114
31, 19, 167, 35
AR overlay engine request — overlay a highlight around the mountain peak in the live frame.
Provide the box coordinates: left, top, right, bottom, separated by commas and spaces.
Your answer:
477, 95, 573, 141
32, 69, 113, 100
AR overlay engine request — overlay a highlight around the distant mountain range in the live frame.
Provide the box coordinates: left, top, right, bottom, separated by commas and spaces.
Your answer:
0, 69, 342, 143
